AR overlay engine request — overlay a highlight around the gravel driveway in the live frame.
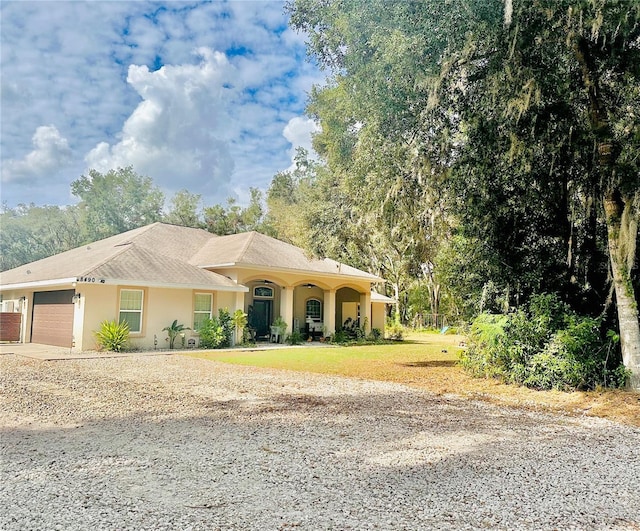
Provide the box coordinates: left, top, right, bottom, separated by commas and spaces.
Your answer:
1, 354, 639, 530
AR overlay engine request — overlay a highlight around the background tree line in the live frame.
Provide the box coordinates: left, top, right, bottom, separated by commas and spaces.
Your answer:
0, 167, 272, 271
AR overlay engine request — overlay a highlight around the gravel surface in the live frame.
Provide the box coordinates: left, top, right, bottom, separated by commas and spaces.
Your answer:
1, 354, 639, 531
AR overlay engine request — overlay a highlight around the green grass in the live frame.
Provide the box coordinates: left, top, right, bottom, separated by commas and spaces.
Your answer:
186, 331, 463, 378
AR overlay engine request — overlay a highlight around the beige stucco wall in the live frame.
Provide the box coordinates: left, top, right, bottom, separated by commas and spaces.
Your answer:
214, 291, 237, 315
3, 257, 383, 347
77, 284, 117, 350
371, 302, 387, 332
79, 285, 242, 351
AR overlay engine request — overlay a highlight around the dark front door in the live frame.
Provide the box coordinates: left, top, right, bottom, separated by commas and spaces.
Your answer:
252, 300, 272, 339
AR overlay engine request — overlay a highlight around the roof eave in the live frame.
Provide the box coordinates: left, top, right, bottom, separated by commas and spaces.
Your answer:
202, 262, 384, 283
0, 277, 79, 291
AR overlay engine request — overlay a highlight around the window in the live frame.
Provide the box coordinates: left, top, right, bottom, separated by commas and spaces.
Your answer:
254, 286, 273, 298
194, 293, 213, 330
119, 289, 143, 333
306, 299, 321, 320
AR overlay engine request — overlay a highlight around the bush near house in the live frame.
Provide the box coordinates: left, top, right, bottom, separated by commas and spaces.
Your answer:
198, 309, 234, 349
94, 320, 130, 352
460, 294, 629, 391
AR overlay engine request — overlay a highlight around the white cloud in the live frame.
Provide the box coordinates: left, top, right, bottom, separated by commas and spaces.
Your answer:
283, 116, 320, 170
284, 116, 320, 155
0, 1, 326, 207
85, 47, 236, 195
1, 126, 72, 183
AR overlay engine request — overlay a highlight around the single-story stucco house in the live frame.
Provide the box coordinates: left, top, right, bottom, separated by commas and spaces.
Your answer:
0, 223, 394, 351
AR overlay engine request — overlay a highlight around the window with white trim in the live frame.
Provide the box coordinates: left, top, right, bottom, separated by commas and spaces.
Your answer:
305, 298, 322, 320
194, 293, 213, 330
119, 289, 143, 333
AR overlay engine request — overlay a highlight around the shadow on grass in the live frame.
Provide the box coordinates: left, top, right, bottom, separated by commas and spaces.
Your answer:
398, 360, 459, 368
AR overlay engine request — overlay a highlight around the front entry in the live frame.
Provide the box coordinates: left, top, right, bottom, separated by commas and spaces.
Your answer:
251, 300, 272, 340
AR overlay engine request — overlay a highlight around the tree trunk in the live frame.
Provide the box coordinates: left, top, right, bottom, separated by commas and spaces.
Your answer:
573, 37, 640, 389
604, 193, 640, 390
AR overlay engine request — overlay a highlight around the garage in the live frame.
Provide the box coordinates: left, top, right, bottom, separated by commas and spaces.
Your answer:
31, 290, 75, 347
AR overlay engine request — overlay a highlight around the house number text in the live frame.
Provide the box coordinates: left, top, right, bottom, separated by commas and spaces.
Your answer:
78, 277, 106, 284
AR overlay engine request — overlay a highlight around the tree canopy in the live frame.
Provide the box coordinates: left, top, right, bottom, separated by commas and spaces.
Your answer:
71, 167, 165, 241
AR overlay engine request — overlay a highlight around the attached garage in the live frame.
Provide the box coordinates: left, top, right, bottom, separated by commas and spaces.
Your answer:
31, 290, 75, 347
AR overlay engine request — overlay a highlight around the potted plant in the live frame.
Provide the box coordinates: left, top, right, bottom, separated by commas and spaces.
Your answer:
271, 316, 287, 343
320, 325, 328, 342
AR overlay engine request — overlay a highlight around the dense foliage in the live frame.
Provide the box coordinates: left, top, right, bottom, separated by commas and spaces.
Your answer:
460, 294, 629, 390
197, 309, 234, 349
287, 0, 639, 386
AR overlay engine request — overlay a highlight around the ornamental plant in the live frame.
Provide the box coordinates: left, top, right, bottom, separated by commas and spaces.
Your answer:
94, 320, 130, 352
163, 319, 190, 349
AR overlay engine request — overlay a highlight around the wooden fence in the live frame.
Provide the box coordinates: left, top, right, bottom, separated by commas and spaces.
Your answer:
0, 313, 22, 342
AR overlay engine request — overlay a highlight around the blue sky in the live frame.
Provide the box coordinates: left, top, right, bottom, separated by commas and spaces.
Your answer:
0, 1, 324, 208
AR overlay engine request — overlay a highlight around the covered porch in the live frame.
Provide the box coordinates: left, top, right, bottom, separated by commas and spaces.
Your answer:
242, 277, 387, 341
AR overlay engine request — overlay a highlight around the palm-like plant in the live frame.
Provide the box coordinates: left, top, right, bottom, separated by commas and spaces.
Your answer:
163, 320, 190, 349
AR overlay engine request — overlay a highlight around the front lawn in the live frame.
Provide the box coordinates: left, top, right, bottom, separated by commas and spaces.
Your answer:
186, 330, 640, 427
188, 332, 461, 377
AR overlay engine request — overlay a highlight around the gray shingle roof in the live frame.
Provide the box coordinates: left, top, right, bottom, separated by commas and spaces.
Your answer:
0, 223, 237, 290
192, 231, 383, 281
1, 223, 383, 289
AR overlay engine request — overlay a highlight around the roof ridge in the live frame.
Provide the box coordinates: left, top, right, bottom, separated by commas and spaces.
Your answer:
237, 231, 257, 262
125, 221, 162, 243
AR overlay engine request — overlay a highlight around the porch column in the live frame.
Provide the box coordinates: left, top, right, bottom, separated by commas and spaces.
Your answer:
360, 291, 372, 334
234, 291, 244, 313
323, 289, 336, 336
281, 286, 294, 334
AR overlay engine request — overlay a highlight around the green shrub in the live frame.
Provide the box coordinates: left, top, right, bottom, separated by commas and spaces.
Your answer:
459, 313, 509, 378
217, 308, 234, 348
331, 329, 350, 344
460, 294, 627, 391
342, 317, 366, 340
197, 309, 235, 349
94, 320, 130, 352
286, 330, 304, 345
232, 309, 248, 345
242, 325, 256, 345
385, 319, 404, 341
198, 317, 226, 349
